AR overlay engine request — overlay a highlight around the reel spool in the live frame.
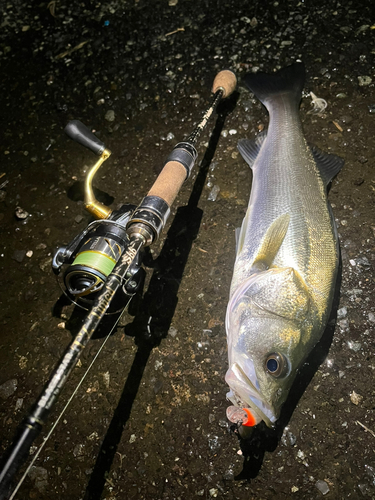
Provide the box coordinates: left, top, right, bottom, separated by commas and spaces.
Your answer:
52, 204, 143, 309
64, 229, 124, 297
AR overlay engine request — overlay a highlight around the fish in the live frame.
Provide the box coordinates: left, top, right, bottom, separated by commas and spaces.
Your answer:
225, 62, 344, 431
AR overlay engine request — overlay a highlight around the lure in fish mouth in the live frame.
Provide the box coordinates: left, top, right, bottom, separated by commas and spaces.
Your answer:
225, 62, 344, 433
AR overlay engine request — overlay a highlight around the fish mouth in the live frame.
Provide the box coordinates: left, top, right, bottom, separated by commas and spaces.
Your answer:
225, 362, 277, 428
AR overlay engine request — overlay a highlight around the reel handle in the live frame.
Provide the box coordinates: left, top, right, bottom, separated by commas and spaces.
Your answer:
64, 120, 106, 156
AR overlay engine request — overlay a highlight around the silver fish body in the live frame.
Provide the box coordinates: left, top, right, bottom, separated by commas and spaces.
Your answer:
225, 63, 344, 428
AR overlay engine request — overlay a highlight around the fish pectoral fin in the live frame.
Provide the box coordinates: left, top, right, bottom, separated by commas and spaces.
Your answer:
237, 132, 267, 169
310, 144, 344, 187
251, 213, 290, 272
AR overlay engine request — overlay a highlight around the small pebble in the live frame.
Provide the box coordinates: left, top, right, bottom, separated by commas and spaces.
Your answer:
223, 467, 234, 481
87, 431, 99, 441
347, 340, 361, 352
0, 379, 18, 399
15, 206, 29, 220
208, 185, 220, 201
105, 110, 115, 122
18, 356, 28, 369
15, 398, 23, 410
28, 466, 48, 493
337, 306, 347, 319
168, 326, 178, 337
315, 479, 330, 495
358, 76, 372, 86
73, 443, 85, 458
350, 390, 363, 405
356, 256, 371, 269
12, 250, 26, 263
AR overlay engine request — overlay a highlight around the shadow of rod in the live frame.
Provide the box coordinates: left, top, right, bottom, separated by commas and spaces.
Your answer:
84, 93, 239, 500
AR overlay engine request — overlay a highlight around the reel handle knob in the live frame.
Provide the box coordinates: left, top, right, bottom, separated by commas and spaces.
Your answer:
212, 70, 237, 98
64, 120, 106, 156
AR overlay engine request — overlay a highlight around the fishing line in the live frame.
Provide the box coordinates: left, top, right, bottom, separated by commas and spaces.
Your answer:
9, 314, 122, 500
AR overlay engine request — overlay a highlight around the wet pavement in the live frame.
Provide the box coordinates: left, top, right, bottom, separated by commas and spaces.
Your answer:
1, 0, 375, 498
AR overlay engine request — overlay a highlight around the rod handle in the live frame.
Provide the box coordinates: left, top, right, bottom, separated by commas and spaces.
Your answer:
0, 421, 42, 499
211, 70, 237, 98
64, 120, 106, 156
147, 160, 187, 207
146, 141, 198, 207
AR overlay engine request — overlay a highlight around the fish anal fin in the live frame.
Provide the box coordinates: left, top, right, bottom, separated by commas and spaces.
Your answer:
310, 144, 344, 187
251, 213, 290, 272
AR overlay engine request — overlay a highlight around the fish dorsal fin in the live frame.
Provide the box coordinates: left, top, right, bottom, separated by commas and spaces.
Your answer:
237, 132, 267, 169
251, 213, 290, 272
310, 144, 344, 187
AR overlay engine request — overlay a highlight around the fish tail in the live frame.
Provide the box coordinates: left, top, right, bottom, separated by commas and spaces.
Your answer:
243, 62, 305, 108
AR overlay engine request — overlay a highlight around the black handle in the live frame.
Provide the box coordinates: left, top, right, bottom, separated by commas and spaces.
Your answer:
0, 420, 42, 500
64, 120, 106, 156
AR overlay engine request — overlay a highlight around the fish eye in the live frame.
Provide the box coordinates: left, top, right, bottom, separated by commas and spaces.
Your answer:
265, 352, 288, 377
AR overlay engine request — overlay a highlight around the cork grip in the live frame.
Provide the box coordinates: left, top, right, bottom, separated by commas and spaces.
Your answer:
211, 70, 237, 98
147, 160, 187, 207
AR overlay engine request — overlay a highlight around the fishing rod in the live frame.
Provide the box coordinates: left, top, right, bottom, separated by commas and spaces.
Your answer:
0, 69, 237, 499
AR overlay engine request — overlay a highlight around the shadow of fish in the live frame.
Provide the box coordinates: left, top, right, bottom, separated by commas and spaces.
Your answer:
225, 63, 344, 434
